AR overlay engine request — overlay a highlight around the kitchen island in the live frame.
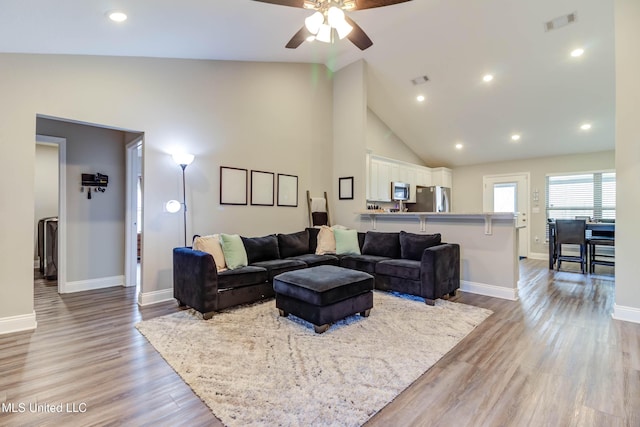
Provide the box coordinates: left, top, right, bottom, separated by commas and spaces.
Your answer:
357, 212, 521, 301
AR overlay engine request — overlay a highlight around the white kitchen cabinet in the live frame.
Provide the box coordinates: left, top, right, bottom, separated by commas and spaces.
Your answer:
431, 167, 453, 188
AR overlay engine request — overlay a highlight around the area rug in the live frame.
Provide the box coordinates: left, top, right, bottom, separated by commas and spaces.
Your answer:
136, 292, 492, 426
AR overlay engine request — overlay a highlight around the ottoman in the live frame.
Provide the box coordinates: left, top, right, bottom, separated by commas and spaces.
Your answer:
273, 265, 374, 333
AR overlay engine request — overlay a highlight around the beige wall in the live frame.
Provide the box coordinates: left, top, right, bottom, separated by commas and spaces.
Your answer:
366, 109, 425, 166
614, 0, 640, 317
0, 54, 333, 325
452, 151, 615, 256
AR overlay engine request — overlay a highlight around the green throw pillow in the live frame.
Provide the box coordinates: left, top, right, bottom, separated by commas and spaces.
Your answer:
219, 233, 248, 269
334, 228, 361, 255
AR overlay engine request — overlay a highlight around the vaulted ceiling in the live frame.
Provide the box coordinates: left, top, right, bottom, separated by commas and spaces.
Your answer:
0, 0, 615, 167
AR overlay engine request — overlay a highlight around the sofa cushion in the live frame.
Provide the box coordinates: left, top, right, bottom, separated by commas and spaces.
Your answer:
251, 259, 307, 282
219, 234, 249, 269
217, 266, 268, 290
362, 232, 400, 259
376, 259, 421, 281
306, 227, 320, 254
277, 230, 309, 259
334, 228, 361, 255
399, 231, 442, 261
241, 234, 280, 264
340, 254, 391, 274
192, 234, 227, 272
287, 253, 339, 267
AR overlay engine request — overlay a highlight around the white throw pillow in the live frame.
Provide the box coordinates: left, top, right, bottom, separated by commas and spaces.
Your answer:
315, 225, 336, 255
193, 234, 227, 272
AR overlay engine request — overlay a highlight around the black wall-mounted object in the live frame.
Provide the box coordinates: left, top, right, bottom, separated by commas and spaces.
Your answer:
81, 173, 109, 187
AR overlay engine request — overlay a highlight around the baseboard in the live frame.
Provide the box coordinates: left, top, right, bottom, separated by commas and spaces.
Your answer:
612, 304, 640, 324
33, 259, 39, 269
461, 280, 519, 301
138, 288, 175, 306
527, 252, 548, 261
64, 275, 124, 293
0, 311, 37, 335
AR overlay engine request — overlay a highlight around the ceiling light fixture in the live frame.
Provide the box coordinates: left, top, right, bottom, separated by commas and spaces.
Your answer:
107, 11, 128, 22
511, 134, 521, 141
570, 48, 584, 57
304, 6, 352, 44
455, 143, 463, 150
580, 123, 592, 130
483, 74, 494, 82
416, 95, 425, 102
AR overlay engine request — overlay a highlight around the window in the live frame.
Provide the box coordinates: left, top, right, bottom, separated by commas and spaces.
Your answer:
546, 171, 616, 223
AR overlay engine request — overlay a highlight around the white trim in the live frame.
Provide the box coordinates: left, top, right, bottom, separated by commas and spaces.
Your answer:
125, 138, 143, 289
612, 304, 640, 324
528, 252, 549, 261
138, 289, 175, 306
36, 134, 67, 294
461, 280, 519, 301
64, 275, 124, 293
0, 311, 37, 335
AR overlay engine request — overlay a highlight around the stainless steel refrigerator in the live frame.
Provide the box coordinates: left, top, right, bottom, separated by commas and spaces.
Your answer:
410, 186, 451, 212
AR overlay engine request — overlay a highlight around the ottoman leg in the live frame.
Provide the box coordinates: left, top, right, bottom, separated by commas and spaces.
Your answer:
278, 309, 288, 317
360, 309, 371, 317
425, 298, 436, 306
314, 324, 330, 334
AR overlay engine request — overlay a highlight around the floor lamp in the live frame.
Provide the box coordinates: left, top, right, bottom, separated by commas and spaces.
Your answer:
172, 153, 195, 247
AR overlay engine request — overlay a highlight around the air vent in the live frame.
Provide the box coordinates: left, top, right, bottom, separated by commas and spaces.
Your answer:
544, 12, 577, 32
411, 75, 429, 85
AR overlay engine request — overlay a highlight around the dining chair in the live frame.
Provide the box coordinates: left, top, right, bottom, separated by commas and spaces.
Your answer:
588, 227, 615, 273
555, 219, 587, 273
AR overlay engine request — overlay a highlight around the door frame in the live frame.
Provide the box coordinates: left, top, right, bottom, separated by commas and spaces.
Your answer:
36, 134, 68, 293
483, 172, 530, 258
125, 137, 143, 288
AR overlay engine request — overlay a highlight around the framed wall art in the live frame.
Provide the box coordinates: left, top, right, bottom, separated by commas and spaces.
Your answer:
277, 174, 298, 207
339, 176, 354, 200
250, 170, 275, 206
220, 166, 248, 205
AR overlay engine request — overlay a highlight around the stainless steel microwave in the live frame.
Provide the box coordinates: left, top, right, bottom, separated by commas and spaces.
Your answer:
391, 182, 410, 201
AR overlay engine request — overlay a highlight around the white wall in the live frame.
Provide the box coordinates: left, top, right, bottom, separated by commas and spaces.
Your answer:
0, 54, 333, 328
614, 0, 640, 320
36, 118, 126, 282
452, 151, 615, 256
366, 109, 425, 166
34, 144, 59, 260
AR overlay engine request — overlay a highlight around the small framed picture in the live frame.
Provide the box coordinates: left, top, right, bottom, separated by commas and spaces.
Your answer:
220, 166, 248, 205
339, 176, 354, 200
251, 170, 275, 206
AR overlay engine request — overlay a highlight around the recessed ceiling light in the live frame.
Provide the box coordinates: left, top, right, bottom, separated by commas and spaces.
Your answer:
511, 134, 521, 141
580, 123, 592, 130
482, 74, 494, 83
107, 11, 128, 22
455, 143, 463, 150
570, 48, 584, 57
416, 95, 425, 102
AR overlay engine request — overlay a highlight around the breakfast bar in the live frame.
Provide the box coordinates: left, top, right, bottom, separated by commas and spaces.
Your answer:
357, 212, 522, 301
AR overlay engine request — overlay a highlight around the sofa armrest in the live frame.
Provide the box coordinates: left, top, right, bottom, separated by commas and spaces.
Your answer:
173, 247, 219, 315
420, 243, 460, 300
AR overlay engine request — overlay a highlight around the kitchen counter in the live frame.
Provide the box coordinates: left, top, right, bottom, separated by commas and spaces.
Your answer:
358, 211, 519, 234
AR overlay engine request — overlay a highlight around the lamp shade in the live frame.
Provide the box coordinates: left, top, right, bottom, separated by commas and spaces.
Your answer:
305, 11, 323, 34
165, 200, 181, 213
315, 23, 332, 43
172, 153, 194, 166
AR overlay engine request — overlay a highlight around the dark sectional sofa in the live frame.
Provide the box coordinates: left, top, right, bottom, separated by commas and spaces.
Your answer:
173, 228, 460, 319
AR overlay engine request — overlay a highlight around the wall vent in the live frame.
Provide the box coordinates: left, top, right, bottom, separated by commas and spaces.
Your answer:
411, 75, 429, 85
544, 12, 577, 32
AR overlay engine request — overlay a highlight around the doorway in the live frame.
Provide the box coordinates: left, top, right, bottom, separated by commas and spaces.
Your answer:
125, 138, 143, 290
483, 173, 530, 258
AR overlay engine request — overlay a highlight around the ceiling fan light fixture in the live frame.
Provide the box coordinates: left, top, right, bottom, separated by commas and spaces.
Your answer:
334, 19, 353, 39
316, 23, 332, 43
327, 7, 345, 27
303, 0, 318, 9
343, 0, 356, 10
305, 11, 324, 34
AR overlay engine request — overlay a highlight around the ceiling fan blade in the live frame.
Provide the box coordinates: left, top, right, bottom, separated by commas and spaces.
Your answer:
344, 16, 373, 50
285, 26, 313, 49
352, 0, 412, 11
251, 0, 305, 8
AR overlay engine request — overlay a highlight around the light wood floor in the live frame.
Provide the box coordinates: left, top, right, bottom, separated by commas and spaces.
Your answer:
0, 261, 637, 426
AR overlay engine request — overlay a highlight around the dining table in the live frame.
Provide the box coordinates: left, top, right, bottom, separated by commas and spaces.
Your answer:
548, 221, 615, 269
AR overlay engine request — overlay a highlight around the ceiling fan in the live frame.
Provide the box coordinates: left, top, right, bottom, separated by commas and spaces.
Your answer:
252, 0, 412, 50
